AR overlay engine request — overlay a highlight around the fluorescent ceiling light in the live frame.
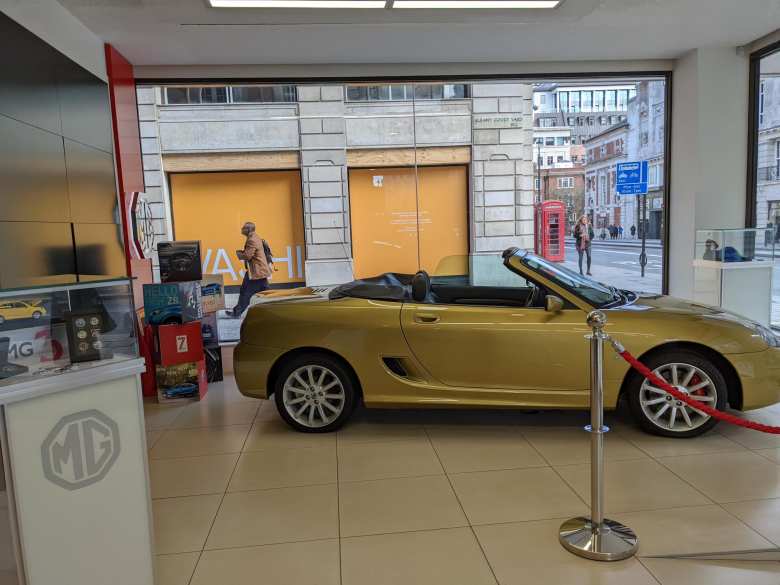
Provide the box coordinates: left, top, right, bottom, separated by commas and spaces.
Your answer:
395, 1, 560, 7
209, 1, 386, 7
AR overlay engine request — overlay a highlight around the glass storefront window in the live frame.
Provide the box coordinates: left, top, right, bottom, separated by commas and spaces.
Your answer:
606, 90, 617, 109
559, 92, 569, 112
570, 91, 580, 112
593, 90, 604, 111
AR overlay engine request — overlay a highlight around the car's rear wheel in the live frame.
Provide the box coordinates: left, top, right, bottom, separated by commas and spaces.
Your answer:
626, 349, 727, 438
274, 353, 357, 433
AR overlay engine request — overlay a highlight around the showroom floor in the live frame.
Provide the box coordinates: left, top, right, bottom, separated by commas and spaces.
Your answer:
146, 377, 780, 585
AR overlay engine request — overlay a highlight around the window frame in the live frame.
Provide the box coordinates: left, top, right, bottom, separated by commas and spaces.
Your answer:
747, 39, 780, 227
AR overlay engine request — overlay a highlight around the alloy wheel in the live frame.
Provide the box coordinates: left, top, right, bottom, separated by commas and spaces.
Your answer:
281, 365, 346, 429
639, 362, 717, 433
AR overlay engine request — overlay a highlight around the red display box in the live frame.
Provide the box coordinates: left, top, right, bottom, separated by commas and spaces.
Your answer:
156, 322, 204, 367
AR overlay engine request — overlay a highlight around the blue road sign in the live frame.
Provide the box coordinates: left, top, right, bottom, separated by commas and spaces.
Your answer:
616, 161, 648, 196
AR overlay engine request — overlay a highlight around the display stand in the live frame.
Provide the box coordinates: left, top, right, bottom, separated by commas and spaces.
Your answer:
0, 358, 154, 585
693, 260, 774, 326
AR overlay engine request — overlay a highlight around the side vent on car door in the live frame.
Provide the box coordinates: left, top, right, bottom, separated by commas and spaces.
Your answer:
382, 357, 409, 378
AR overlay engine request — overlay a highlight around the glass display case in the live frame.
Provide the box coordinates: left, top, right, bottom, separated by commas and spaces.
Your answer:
694, 228, 776, 263
0, 278, 138, 387
693, 229, 776, 325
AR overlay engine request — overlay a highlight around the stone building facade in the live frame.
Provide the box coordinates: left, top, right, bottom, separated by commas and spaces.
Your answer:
135, 82, 534, 286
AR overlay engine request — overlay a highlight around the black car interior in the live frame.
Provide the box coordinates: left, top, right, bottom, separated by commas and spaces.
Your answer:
332, 271, 553, 308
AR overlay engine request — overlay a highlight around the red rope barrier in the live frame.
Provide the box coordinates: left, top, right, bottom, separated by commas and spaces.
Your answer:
610, 339, 780, 435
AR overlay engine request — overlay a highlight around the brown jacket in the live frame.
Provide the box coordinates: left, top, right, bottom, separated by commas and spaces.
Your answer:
243, 232, 272, 280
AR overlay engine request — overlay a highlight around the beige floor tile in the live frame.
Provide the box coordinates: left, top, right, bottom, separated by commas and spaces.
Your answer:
228, 447, 336, 491
338, 439, 443, 482
659, 451, 780, 503
755, 448, 780, 464
475, 519, 657, 585
640, 558, 780, 585
171, 400, 260, 429
716, 424, 780, 450
723, 498, 780, 545
155, 553, 199, 585
150, 454, 239, 498
153, 495, 222, 554
191, 540, 340, 585
520, 427, 648, 465
427, 426, 547, 473
618, 505, 772, 556
146, 430, 163, 451
341, 527, 497, 585
449, 467, 586, 525
144, 403, 185, 430
243, 418, 337, 452
618, 425, 746, 458
150, 425, 250, 459
206, 484, 338, 549
255, 400, 283, 422
556, 458, 711, 513
340, 475, 467, 537
202, 378, 260, 404
337, 422, 428, 445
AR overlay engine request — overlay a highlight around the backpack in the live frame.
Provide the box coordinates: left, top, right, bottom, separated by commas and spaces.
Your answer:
261, 239, 274, 264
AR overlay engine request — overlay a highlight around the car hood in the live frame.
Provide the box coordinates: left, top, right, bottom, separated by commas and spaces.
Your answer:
618, 292, 758, 324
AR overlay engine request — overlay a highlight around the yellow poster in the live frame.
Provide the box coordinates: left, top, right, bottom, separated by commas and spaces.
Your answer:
170, 171, 305, 286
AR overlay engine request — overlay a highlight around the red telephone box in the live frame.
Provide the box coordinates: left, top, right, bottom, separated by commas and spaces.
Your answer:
534, 201, 566, 262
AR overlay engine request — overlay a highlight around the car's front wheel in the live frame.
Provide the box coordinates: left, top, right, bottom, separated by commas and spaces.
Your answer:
274, 353, 357, 433
626, 349, 727, 438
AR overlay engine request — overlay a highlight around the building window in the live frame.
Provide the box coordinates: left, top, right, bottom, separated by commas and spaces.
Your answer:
567, 116, 575, 126
231, 85, 297, 103
535, 177, 541, 191
539, 94, 547, 105
605, 90, 617, 109
641, 131, 649, 145
581, 91, 592, 112
617, 89, 629, 110
570, 92, 580, 112
588, 117, 595, 126
558, 177, 574, 189
540, 118, 556, 127
759, 80, 766, 126
534, 137, 543, 145
559, 92, 569, 112
593, 91, 604, 112
557, 155, 565, 163
545, 137, 555, 146
164, 85, 297, 105
345, 83, 467, 102
776, 141, 780, 176
547, 156, 554, 166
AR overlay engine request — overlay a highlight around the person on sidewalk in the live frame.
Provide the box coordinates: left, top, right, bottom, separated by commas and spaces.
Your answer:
231, 221, 273, 317
630, 224, 636, 239
574, 215, 594, 276
618, 225, 624, 239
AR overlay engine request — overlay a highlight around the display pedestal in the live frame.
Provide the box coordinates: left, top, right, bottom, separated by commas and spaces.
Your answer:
0, 359, 153, 585
693, 260, 774, 325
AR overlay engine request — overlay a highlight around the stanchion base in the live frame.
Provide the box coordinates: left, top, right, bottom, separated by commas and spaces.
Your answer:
559, 517, 638, 561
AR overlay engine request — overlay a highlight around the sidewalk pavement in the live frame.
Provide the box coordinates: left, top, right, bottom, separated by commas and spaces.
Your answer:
561, 257, 663, 294
564, 236, 662, 250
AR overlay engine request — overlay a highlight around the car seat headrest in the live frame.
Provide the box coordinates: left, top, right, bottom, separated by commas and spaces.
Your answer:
411, 271, 431, 303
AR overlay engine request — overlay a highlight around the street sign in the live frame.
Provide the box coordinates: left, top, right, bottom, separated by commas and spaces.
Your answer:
616, 161, 648, 196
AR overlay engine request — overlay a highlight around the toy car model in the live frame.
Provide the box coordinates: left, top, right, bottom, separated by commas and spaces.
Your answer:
234, 249, 780, 438
0, 300, 47, 324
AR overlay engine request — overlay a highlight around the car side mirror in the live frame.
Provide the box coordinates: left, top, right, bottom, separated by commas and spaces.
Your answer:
545, 295, 564, 313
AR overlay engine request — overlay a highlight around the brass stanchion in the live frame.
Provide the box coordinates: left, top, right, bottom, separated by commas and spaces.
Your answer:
559, 310, 638, 561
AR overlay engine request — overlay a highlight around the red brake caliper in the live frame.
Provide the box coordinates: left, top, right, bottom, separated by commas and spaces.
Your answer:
689, 374, 705, 396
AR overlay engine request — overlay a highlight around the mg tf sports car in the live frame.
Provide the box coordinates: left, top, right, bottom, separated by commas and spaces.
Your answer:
234, 249, 780, 438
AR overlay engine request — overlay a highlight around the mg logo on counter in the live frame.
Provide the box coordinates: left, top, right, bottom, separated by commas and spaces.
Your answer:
41, 410, 120, 491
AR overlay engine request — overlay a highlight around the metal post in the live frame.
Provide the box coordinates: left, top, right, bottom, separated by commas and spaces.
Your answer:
559, 310, 638, 561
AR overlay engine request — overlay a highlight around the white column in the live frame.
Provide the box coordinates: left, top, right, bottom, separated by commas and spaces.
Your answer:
669, 47, 749, 298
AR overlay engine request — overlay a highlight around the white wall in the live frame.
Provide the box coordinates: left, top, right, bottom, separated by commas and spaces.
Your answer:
0, 0, 106, 81
669, 47, 749, 298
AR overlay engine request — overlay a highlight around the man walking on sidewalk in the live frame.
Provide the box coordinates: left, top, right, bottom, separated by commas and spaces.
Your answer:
231, 221, 273, 317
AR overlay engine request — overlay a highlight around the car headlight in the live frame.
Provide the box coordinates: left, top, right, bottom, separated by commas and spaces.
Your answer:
751, 323, 780, 347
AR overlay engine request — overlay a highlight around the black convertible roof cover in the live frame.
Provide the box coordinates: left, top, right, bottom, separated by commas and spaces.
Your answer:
329, 273, 413, 302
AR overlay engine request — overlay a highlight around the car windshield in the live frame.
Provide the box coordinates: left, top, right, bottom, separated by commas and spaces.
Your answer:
510, 250, 621, 307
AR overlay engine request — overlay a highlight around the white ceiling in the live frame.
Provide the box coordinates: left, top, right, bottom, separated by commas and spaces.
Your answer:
56, 0, 780, 67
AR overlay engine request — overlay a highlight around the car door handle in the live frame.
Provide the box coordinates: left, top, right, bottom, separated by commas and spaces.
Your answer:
414, 313, 440, 324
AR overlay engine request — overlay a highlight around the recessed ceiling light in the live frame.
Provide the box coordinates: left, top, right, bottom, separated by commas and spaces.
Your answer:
394, 1, 560, 7
209, 0, 386, 7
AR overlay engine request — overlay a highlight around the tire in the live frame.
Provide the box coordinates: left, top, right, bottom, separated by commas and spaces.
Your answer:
626, 349, 727, 438
32, 311, 42, 319
274, 353, 357, 433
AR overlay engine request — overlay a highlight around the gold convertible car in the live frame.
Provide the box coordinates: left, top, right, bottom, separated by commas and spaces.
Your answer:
234, 248, 780, 437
